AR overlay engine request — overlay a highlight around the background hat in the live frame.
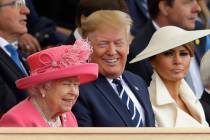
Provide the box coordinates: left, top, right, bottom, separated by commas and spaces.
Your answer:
16, 39, 98, 89
130, 26, 210, 63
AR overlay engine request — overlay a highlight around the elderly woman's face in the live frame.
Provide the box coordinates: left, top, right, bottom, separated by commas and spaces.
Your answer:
150, 45, 191, 82
44, 76, 79, 113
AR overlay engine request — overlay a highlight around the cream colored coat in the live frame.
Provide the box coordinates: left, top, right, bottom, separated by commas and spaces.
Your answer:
149, 72, 208, 127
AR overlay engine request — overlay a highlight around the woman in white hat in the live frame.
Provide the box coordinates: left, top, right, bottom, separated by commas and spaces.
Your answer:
130, 26, 210, 127
0, 39, 98, 127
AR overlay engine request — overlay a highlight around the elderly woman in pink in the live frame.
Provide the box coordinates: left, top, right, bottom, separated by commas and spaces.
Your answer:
0, 39, 98, 127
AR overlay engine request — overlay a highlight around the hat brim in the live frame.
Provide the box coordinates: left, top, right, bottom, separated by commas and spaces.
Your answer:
130, 26, 210, 63
16, 63, 98, 89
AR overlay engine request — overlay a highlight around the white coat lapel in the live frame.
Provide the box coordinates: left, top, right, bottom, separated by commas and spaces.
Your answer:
149, 72, 178, 127
149, 72, 208, 127
175, 108, 205, 127
149, 72, 175, 106
179, 80, 207, 125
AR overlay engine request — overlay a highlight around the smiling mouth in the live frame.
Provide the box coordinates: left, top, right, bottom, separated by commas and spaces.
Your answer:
104, 58, 119, 65
63, 99, 74, 104
20, 20, 27, 25
189, 17, 196, 21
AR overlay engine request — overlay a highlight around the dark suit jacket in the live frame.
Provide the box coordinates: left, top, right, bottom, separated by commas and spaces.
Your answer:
72, 71, 155, 127
194, 21, 207, 65
126, 20, 155, 85
194, 36, 206, 65
200, 90, 210, 126
63, 33, 76, 45
125, 0, 149, 36
0, 48, 28, 116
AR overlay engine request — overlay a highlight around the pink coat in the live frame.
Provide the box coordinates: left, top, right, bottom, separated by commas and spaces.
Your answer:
0, 97, 78, 127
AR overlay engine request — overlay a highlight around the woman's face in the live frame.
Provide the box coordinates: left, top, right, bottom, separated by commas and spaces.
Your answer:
44, 76, 80, 114
150, 45, 191, 83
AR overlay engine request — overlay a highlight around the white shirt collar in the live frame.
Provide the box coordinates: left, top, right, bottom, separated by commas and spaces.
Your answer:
204, 88, 210, 94
0, 37, 11, 55
106, 76, 123, 86
0, 37, 18, 56
152, 20, 160, 30
0, 37, 9, 48
73, 28, 82, 40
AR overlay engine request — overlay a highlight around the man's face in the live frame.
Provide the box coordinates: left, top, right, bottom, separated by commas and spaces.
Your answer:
88, 25, 130, 79
165, 0, 201, 30
0, 0, 30, 41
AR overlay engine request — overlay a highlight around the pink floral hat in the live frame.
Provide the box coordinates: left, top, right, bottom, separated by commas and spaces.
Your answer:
16, 39, 98, 89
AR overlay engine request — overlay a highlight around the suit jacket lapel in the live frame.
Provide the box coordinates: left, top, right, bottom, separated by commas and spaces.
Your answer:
95, 74, 134, 126
181, 93, 204, 124
122, 72, 151, 126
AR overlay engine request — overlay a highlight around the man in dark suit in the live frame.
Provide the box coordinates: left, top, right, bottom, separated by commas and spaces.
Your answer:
199, 50, 210, 126
72, 10, 155, 127
126, 0, 204, 97
0, 0, 29, 116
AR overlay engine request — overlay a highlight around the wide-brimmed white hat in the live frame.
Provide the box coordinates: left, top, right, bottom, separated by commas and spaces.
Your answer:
130, 26, 210, 63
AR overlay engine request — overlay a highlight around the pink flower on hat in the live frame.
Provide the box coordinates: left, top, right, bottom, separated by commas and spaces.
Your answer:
62, 39, 92, 66
32, 39, 92, 74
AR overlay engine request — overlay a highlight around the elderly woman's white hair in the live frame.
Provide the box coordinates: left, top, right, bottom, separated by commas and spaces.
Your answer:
200, 50, 210, 87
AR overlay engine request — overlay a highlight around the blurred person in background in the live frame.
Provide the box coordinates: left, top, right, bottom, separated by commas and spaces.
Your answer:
199, 49, 210, 126
25, 0, 69, 48
0, 0, 30, 117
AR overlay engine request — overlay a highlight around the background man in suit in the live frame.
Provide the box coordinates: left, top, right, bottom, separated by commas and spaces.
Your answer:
0, 0, 29, 117
126, 0, 204, 98
200, 49, 210, 126
72, 10, 155, 127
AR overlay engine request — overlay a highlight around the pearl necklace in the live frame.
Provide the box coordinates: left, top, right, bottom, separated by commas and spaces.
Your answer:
32, 98, 62, 127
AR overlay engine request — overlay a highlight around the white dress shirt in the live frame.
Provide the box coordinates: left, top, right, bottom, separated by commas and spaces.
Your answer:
0, 37, 11, 55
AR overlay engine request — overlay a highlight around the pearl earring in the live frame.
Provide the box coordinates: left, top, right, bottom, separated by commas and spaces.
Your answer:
41, 93, 45, 98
